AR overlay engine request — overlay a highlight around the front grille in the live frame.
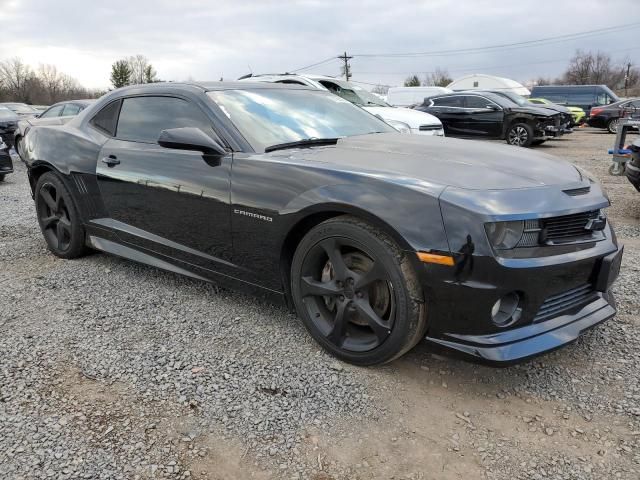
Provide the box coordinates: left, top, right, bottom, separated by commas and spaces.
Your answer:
419, 125, 442, 131
515, 210, 601, 247
563, 186, 591, 196
541, 210, 599, 242
533, 284, 597, 323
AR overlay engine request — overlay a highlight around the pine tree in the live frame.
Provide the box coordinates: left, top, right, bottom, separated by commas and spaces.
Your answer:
110, 60, 131, 89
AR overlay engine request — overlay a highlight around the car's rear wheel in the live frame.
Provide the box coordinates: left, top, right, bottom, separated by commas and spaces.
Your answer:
291, 216, 426, 366
15, 136, 24, 159
506, 123, 534, 147
607, 118, 620, 134
35, 172, 88, 259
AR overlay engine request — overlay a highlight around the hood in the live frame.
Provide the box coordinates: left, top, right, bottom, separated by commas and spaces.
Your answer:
273, 133, 582, 191
363, 106, 442, 128
506, 105, 557, 117
531, 104, 570, 115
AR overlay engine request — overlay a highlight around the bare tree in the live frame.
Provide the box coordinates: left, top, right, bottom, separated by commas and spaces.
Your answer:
127, 55, 155, 85
423, 68, 452, 87
562, 50, 631, 89
371, 84, 389, 95
0, 58, 34, 102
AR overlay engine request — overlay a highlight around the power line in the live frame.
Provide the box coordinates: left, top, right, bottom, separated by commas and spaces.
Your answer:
289, 57, 338, 73
351, 22, 640, 58
352, 46, 640, 76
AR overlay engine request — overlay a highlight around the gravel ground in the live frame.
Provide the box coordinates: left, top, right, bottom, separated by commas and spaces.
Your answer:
1, 128, 639, 480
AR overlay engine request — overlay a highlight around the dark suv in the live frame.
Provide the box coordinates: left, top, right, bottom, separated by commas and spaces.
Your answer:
415, 92, 563, 147
529, 85, 619, 115
588, 98, 640, 133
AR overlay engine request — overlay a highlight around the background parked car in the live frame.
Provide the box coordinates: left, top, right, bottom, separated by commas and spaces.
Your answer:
0, 138, 13, 182
528, 97, 586, 126
0, 102, 40, 119
0, 106, 19, 149
240, 73, 445, 136
588, 98, 640, 133
471, 90, 573, 134
529, 85, 619, 116
415, 91, 563, 147
14, 99, 94, 159
386, 86, 453, 107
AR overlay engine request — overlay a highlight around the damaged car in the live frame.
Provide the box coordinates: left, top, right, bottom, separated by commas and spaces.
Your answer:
415, 91, 565, 147
22, 82, 622, 366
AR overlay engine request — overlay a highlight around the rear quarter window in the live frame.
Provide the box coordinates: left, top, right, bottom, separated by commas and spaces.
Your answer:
90, 100, 122, 136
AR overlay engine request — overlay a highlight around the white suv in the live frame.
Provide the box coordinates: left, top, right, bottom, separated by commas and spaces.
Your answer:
239, 73, 444, 136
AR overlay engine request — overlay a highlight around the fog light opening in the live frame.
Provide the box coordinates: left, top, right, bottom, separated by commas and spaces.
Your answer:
491, 292, 521, 327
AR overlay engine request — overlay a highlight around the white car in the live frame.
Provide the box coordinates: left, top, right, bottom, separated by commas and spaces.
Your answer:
239, 73, 444, 136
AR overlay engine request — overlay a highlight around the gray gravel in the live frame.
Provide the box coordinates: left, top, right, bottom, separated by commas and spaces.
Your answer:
1, 129, 640, 480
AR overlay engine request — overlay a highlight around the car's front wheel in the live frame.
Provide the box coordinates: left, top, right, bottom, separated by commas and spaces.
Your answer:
291, 216, 426, 366
506, 123, 534, 147
607, 118, 620, 134
35, 172, 88, 259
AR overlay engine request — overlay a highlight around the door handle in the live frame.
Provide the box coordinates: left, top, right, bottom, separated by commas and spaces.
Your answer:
101, 155, 120, 167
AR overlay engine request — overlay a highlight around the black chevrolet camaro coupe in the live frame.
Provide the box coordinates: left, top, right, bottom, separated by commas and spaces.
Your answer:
22, 82, 623, 366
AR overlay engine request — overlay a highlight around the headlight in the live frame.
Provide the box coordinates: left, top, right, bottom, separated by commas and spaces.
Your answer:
386, 119, 412, 134
485, 221, 524, 250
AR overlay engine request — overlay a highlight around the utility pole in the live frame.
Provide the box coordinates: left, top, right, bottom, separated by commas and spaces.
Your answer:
338, 51, 353, 81
625, 62, 631, 97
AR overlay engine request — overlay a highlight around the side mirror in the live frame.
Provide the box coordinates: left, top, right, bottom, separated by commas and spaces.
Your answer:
158, 127, 227, 155
485, 104, 500, 111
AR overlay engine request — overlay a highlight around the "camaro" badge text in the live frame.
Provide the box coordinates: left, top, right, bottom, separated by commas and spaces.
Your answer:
234, 209, 273, 222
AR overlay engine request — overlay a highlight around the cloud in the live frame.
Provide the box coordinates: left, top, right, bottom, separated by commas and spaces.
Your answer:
0, 0, 638, 89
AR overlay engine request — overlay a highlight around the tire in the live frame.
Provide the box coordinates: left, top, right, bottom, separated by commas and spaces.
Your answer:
506, 122, 534, 147
531, 139, 546, 146
607, 118, 620, 134
0, 174, 5, 182
15, 136, 23, 159
291, 215, 427, 366
34, 171, 88, 259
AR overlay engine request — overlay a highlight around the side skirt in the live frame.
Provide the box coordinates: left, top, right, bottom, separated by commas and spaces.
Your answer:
86, 234, 287, 306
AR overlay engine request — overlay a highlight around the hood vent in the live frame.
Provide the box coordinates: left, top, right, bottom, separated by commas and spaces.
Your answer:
563, 186, 590, 196
419, 125, 442, 131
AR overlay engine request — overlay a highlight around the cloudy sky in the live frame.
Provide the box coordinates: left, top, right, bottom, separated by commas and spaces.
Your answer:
0, 0, 638, 90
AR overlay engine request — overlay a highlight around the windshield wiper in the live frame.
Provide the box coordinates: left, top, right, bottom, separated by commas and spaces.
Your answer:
265, 138, 339, 153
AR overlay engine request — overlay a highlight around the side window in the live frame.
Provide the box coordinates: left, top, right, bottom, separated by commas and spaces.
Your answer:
432, 96, 463, 107
90, 99, 122, 136
465, 96, 494, 109
567, 92, 594, 104
542, 94, 567, 104
116, 96, 216, 143
40, 104, 64, 118
62, 103, 82, 116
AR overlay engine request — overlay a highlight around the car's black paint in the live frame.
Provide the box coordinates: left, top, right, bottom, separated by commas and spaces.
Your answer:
14, 100, 95, 160
415, 92, 562, 143
23, 82, 622, 365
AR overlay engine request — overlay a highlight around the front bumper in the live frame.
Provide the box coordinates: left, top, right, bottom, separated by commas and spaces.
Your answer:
419, 239, 623, 365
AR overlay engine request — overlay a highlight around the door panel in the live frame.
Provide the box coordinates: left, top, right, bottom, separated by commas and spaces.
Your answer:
95, 138, 234, 273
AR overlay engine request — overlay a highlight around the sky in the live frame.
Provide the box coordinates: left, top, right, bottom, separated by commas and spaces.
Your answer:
0, 0, 639, 90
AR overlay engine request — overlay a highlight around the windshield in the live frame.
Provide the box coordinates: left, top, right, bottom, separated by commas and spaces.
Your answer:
208, 89, 394, 151
3, 103, 37, 114
498, 92, 528, 106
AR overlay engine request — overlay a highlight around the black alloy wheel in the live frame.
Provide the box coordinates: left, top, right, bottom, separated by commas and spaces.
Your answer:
506, 123, 533, 147
291, 216, 426, 366
35, 172, 88, 258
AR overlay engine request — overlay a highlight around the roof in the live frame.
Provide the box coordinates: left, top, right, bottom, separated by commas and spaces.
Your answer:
112, 81, 317, 93
447, 74, 525, 88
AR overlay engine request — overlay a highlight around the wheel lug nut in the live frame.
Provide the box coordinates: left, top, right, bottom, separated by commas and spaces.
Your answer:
356, 291, 363, 298
339, 295, 345, 301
